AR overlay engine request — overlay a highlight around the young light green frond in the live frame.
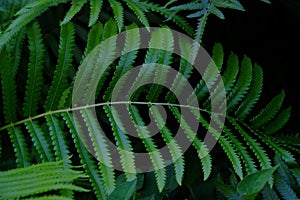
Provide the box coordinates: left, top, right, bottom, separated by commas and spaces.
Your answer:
0, 0, 67, 50
235, 64, 263, 120
128, 105, 166, 192
7, 127, 31, 167
123, 0, 150, 30
109, 0, 124, 32
46, 115, 70, 166
80, 108, 116, 194
0, 50, 17, 123
103, 105, 137, 181
0, 160, 88, 199
103, 23, 139, 101
169, 106, 212, 180
251, 90, 285, 128
45, 22, 75, 111
23, 21, 45, 117
227, 56, 253, 112
25, 120, 54, 162
62, 112, 107, 200
263, 107, 291, 135
83, 22, 103, 59
88, 0, 103, 27
230, 119, 272, 170
61, 0, 87, 25
149, 106, 185, 185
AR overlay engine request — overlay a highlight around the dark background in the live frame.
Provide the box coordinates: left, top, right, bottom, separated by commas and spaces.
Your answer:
204, 0, 300, 132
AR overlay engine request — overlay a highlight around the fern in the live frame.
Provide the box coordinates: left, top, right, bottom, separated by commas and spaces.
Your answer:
0, 1, 299, 199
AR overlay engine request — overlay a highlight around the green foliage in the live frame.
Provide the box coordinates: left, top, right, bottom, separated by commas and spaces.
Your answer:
0, 0, 299, 199
0, 160, 88, 199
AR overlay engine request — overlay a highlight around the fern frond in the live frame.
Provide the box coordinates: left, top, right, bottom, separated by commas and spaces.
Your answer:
291, 168, 300, 186
45, 22, 75, 111
212, 0, 245, 11
199, 115, 243, 179
103, 23, 139, 101
88, 0, 103, 27
23, 195, 73, 200
7, 127, 31, 167
23, 21, 45, 117
230, 119, 272, 170
62, 112, 107, 199
262, 185, 280, 200
251, 90, 285, 128
7, 28, 26, 74
103, 105, 137, 181
0, 0, 68, 50
82, 22, 103, 59
170, 106, 212, 180
274, 173, 298, 200
25, 120, 54, 162
61, 0, 87, 25
194, 8, 209, 44
0, 160, 88, 199
149, 106, 185, 185
263, 107, 291, 134
235, 64, 263, 120
128, 105, 166, 192
227, 56, 253, 112
0, 50, 17, 123
80, 108, 116, 194
123, 0, 150, 30
109, 0, 124, 32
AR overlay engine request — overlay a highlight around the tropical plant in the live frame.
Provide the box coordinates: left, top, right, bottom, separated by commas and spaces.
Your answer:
0, 0, 299, 199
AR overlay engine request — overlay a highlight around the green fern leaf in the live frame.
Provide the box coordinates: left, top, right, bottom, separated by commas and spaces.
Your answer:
103, 105, 137, 181
103, 23, 139, 101
170, 106, 212, 180
7, 29, 26, 74
251, 90, 285, 128
7, 127, 31, 167
0, 160, 88, 199
123, 0, 150, 30
149, 106, 185, 185
82, 22, 103, 59
46, 114, 70, 166
0, 0, 67, 50
109, 0, 124, 32
62, 112, 107, 199
235, 64, 263, 120
227, 56, 253, 112
213, 0, 245, 11
274, 173, 298, 200
88, 0, 103, 27
263, 107, 291, 134
209, 5, 225, 19
44, 22, 75, 111
199, 115, 243, 179
128, 105, 166, 192
194, 9, 209, 44
262, 185, 280, 200
23, 21, 45, 117
25, 120, 54, 162
230, 119, 272, 170
80, 108, 116, 194
23, 195, 73, 200
61, 0, 87, 25
0, 50, 17, 123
